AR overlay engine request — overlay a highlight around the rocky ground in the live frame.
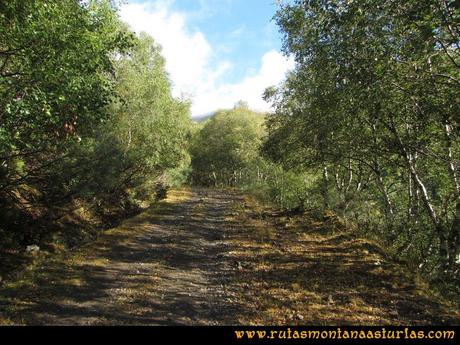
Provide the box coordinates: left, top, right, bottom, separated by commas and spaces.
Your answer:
0, 188, 458, 325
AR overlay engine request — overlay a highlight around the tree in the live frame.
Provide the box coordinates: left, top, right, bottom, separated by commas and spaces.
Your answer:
190, 103, 265, 186
264, 0, 460, 275
0, 1, 191, 247
0, 0, 133, 194
109, 32, 191, 194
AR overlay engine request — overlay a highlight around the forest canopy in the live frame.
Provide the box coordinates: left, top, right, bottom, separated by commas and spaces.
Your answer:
189, 0, 460, 291
0, 0, 190, 247
262, 0, 460, 278
190, 103, 266, 187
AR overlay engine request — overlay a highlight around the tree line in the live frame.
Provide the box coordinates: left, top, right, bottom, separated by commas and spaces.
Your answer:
0, 0, 190, 248
190, 0, 460, 291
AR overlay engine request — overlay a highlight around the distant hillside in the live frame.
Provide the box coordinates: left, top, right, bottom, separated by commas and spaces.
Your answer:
192, 113, 214, 123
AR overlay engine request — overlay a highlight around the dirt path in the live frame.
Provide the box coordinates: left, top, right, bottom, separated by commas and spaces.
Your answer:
0, 188, 458, 325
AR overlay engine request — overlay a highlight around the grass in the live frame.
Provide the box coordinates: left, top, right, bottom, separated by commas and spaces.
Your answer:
224, 193, 460, 325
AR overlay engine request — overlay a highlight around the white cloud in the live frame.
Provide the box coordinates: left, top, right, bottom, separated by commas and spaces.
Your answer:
119, 1, 294, 117
119, 3, 212, 95
192, 50, 294, 115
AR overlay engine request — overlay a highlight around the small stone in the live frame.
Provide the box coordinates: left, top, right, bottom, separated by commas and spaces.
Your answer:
295, 313, 304, 321
327, 294, 334, 304
389, 310, 399, 317
26, 245, 40, 255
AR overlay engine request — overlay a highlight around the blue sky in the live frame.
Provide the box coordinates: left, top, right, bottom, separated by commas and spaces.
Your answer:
120, 0, 294, 117
166, 0, 282, 83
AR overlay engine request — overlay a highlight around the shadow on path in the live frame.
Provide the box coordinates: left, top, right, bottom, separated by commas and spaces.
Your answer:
0, 188, 458, 325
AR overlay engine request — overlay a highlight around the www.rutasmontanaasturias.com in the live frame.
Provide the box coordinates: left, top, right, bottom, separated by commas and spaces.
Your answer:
234, 327, 456, 341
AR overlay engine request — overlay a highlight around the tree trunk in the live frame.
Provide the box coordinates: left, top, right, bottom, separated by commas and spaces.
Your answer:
389, 121, 451, 268
322, 165, 329, 209
449, 199, 460, 265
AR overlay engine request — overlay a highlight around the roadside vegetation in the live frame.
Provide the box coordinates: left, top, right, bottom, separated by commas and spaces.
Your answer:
190, 0, 460, 302
0, 0, 190, 279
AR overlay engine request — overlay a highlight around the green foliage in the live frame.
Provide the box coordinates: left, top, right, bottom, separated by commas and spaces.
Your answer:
244, 166, 318, 211
190, 103, 265, 186
109, 32, 191, 195
0, 0, 133, 162
190, 103, 318, 212
263, 0, 460, 283
0, 1, 191, 248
